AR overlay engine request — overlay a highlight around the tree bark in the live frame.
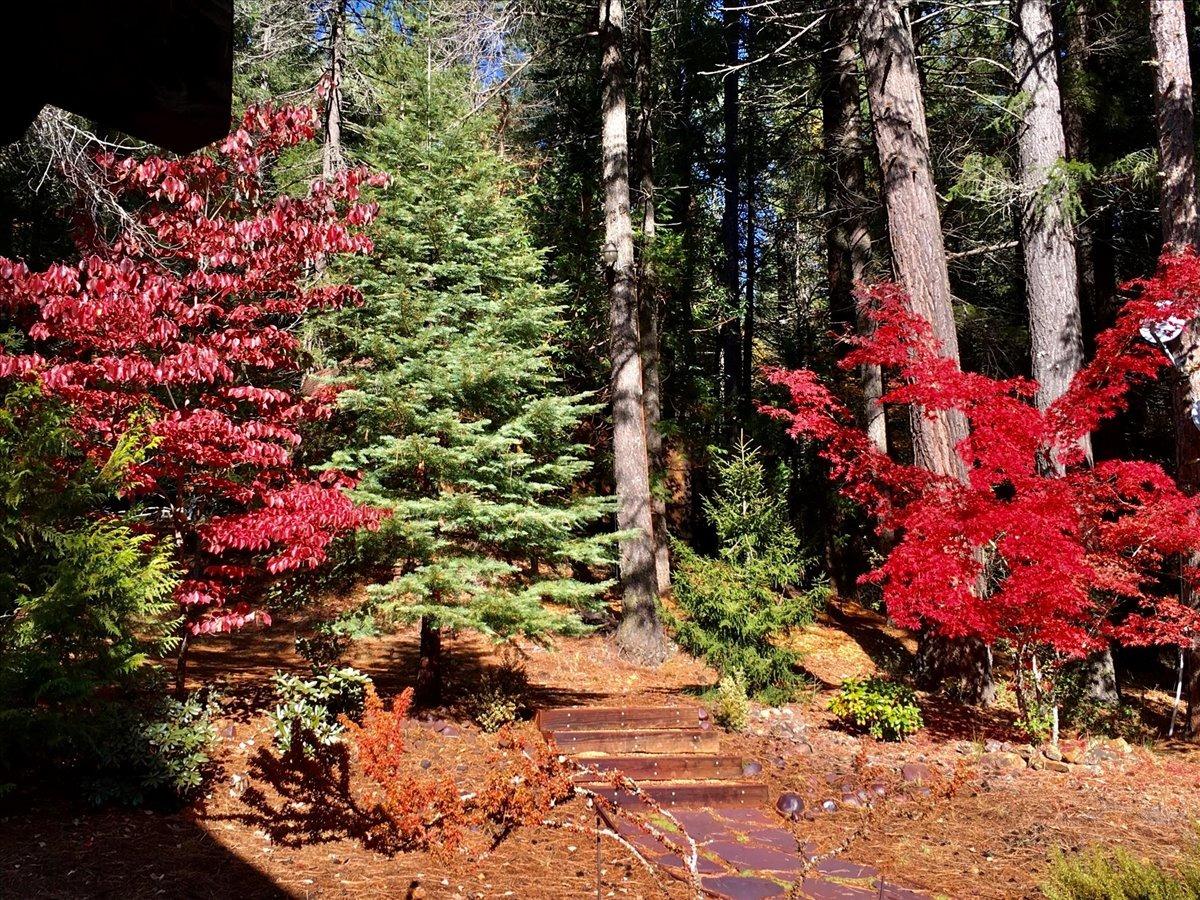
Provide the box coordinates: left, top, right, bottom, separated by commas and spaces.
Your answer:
1150, 0, 1200, 736
634, 0, 670, 594
1015, 0, 1088, 438
859, 0, 967, 480
415, 616, 442, 706
322, 0, 346, 180
600, 0, 666, 664
860, 0, 992, 704
821, 1, 884, 453
720, 4, 743, 423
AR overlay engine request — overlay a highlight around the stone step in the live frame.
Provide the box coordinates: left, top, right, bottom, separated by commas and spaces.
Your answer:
547, 727, 719, 755
535, 705, 708, 732
572, 754, 746, 782
583, 780, 770, 809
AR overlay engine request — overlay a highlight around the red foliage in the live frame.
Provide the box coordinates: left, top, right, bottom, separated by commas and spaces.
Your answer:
342, 686, 572, 854
763, 256, 1200, 658
343, 686, 466, 852
0, 106, 384, 638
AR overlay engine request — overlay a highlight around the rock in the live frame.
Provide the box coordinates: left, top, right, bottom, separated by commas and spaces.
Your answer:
901, 763, 932, 784
1042, 744, 1063, 762
743, 761, 764, 777
979, 751, 1026, 773
420, 759, 432, 770
794, 741, 814, 755
955, 741, 975, 755
984, 739, 1003, 753
1045, 759, 1071, 774
869, 781, 887, 798
840, 792, 862, 809
440, 725, 460, 738
1092, 736, 1131, 755
820, 799, 838, 813
775, 792, 805, 821
1014, 744, 1036, 761
697, 708, 709, 721
1028, 754, 1045, 771
772, 756, 787, 769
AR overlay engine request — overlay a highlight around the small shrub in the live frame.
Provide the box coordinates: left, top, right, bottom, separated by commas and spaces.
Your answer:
84, 693, 218, 807
269, 666, 372, 757
469, 652, 530, 733
710, 670, 750, 732
830, 677, 922, 741
1042, 846, 1200, 899
294, 624, 351, 669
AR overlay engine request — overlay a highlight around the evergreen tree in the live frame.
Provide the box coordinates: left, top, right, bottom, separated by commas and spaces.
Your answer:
672, 440, 826, 700
316, 30, 616, 702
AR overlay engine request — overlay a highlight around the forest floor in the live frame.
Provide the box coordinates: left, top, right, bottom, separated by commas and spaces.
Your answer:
2, 594, 1199, 899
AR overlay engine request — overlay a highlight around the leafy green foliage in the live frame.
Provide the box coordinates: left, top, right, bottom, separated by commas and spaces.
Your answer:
829, 678, 923, 741
1043, 846, 1200, 900
0, 385, 189, 799
82, 693, 218, 807
673, 441, 825, 698
710, 670, 750, 732
269, 667, 373, 758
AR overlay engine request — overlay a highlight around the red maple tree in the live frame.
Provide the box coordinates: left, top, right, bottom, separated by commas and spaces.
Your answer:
0, 106, 384, 684
763, 256, 1200, 679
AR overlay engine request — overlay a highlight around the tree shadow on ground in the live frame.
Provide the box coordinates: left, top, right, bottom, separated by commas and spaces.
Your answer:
0, 796, 289, 898
214, 745, 388, 852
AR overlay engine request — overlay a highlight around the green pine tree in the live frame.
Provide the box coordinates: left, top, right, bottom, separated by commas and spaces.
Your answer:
672, 440, 826, 701
314, 29, 616, 702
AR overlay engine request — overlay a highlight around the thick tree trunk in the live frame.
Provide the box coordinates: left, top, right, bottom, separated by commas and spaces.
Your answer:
1150, 0, 1200, 736
719, 4, 742, 421
634, 2, 671, 594
821, 1, 884, 453
415, 616, 442, 706
741, 19, 756, 424
1015, 0, 1088, 437
1021, 0, 1118, 702
322, 0, 346, 180
860, 0, 992, 704
600, 0, 666, 664
859, 0, 967, 480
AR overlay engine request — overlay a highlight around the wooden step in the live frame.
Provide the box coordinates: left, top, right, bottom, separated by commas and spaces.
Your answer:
572, 755, 746, 782
535, 705, 707, 732
547, 727, 719, 755
583, 781, 770, 809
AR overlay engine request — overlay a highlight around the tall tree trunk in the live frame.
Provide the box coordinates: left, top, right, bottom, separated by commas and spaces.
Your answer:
1150, 0, 1200, 737
860, 0, 993, 704
1015, 0, 1088, 436
634, 0, 670, 594
415, 616, 442, 706
740, 18, 756, 424
720, 4, 743, 423
322, 0, 346, 180
600, 0, 666, 664
822, 0, 884, 453
1020, 0, 1118, 703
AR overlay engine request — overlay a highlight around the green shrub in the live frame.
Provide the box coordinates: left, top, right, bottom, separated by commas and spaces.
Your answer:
830, 677, 923, 741
711, 670, 750, 732
469, 652, 530, 732
1043, 846, 1200, 899
672, 441, 826, 699
269, 666, 372, 757
82, 693, 218, 807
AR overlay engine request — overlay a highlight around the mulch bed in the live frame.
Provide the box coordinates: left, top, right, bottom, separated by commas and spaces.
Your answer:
2, 596, 1199, 898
